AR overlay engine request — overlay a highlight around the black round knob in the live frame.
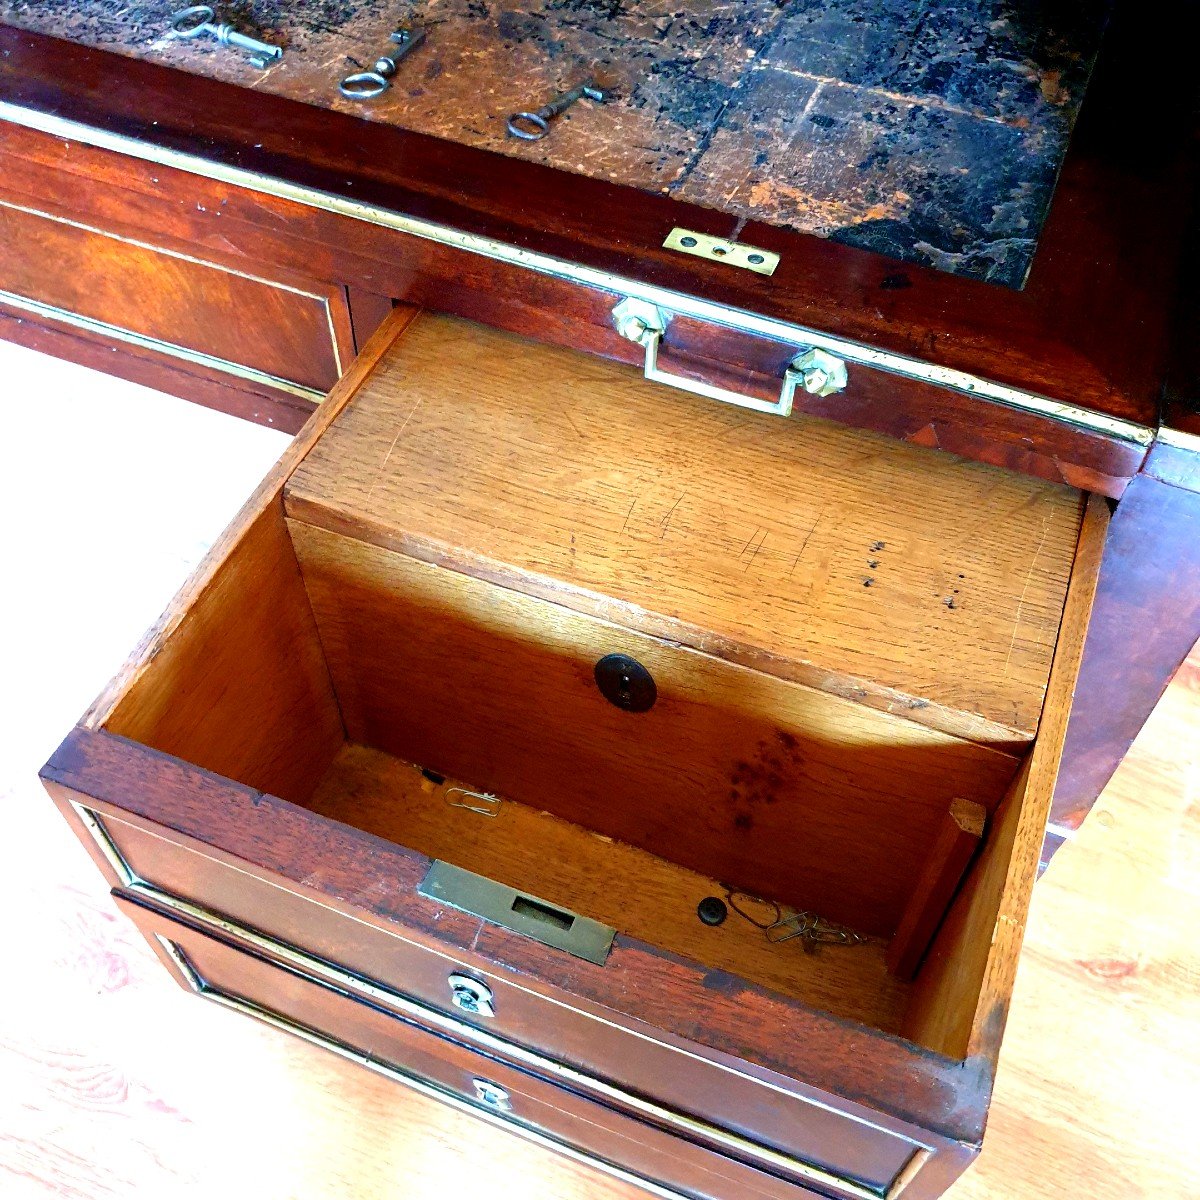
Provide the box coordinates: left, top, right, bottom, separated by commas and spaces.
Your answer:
594, 654, 656, 712
697, 897, 728, 926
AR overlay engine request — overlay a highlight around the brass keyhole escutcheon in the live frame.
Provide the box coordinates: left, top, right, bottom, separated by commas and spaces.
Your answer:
448, 973, 495, 1018
594, 654, 656, 712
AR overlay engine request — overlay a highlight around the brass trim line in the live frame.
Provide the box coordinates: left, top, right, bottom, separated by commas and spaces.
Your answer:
75, 805, 921, 1138
69, 803, 930, 1200
152, 933, 205, 990
158, 934, 698, 1200
0, 100, 1153, 449
0, 196, 332, 301
1156, 426, 1200, 456
139, 885, 917, 1200
0, 287, 326, 404
1044, 821, 1077, 843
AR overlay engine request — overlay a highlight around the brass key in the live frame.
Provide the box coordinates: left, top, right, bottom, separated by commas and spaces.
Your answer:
340, 28, 427, 100
169, 6, 282, 69
507, 80, 607, 141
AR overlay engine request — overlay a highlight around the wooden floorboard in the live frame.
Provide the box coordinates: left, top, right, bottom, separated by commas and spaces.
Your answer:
4, 340, 1198, 1198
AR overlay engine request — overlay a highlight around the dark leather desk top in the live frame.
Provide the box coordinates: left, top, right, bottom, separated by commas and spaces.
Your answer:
0, 0, 1109, 288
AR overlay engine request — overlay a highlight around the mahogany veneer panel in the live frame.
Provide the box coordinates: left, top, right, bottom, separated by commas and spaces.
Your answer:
0, 196, 349, 391
286, 313, 1086, 745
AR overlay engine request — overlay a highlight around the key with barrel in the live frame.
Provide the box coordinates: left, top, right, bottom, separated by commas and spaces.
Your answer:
507, 80, 608, 141
169, 6, 282, 69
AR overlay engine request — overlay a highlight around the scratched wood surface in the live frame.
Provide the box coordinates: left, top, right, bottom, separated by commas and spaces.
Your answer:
5, 344, 1200, 1197
0, 0, 1110, 286
287, 312, 1085, 746
306, 741, 912, 1027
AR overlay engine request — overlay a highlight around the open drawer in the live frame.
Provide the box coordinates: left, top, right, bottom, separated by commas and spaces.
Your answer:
41, 307, 1107, 1200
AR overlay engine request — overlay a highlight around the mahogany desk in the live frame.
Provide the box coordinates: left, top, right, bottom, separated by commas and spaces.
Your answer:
5, 1, 1199, 1196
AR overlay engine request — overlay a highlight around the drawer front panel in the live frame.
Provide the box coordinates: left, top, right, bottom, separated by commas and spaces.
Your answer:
0, 196, 346, 395
0, 114, 1147, 497
115, 891, 825, 1200
79, 802, 928, 1199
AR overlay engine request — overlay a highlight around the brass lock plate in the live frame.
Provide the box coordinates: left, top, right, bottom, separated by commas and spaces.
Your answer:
419, 861, 615, 965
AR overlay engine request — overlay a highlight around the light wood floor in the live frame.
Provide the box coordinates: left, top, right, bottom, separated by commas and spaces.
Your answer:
3, 343, 1197, 1199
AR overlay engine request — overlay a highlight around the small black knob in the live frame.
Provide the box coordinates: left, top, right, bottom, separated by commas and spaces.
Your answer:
697, 897, 728, 926
594, 654, 656, 712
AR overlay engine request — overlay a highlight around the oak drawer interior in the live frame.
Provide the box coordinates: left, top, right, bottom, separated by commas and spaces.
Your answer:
63, 309, 1105, 1118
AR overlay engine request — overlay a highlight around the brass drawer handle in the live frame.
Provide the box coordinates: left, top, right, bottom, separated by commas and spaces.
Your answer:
612, 298, 847, 417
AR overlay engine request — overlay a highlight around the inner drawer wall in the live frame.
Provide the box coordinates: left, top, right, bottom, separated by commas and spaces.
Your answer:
287, 517, 1019, 938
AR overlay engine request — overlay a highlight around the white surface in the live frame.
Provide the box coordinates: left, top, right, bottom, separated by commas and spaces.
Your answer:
0, 340, 289, 788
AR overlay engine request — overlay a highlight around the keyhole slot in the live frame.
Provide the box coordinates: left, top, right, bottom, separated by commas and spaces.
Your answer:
594, 654, 656, 712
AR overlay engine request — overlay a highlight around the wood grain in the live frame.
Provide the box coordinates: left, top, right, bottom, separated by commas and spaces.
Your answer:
116, 895, 806, 1200
0, 88, 1153, 495
0, 0, 1105, 293
0, 296, 318, 434
1, 1, 1193, 446
288, 518, 1019, 938
0, 196, 352, 392
46, 728, 970, 1168
886, 799, 986, 982
11, 365, 1199, 1200
100, 498, 344, 805
286, 313, 1085, 745
902, 494, 1109, 1059
1054, 474, 1200, 829
308, 742, 911, 1032
84, 306, 417, 738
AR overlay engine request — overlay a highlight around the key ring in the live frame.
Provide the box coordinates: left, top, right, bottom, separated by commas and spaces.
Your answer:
339, 28, 426, 100
507, 111, 551, 141
507, 81, 606, 142
340, 71, 390, 99
170, 5, 214, 37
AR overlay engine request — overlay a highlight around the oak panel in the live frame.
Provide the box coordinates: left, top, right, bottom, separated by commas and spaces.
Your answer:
307, 742, 911, 1031
288, 518, 1019, 938
286, 314, 1085, 745
91, 309, 422, 801
903, 495, 1109, 1058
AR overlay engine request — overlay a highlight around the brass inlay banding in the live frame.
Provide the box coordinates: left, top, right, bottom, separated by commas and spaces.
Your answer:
0, 100, 1153, 449
70, 801, 932, 1198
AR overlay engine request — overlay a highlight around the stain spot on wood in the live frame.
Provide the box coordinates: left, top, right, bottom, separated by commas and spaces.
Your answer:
9, 0, 1110, 286
1078, 956, 1140, 981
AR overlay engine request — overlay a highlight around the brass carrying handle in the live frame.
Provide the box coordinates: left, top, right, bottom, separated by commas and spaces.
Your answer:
612, 298, 848, 418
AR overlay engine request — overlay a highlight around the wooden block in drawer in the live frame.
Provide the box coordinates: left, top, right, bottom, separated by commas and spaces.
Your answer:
285, 313, 1085, 747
